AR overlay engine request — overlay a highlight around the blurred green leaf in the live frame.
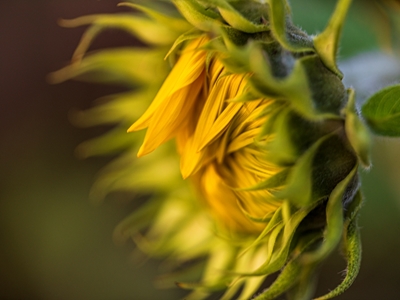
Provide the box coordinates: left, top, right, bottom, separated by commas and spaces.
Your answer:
362, 84, 400, 136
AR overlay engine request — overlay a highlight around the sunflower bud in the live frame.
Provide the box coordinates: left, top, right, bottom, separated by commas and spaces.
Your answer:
51, 0, 369, 299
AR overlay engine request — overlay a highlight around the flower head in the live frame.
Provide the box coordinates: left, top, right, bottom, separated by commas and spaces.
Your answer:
51, 0, 369, 299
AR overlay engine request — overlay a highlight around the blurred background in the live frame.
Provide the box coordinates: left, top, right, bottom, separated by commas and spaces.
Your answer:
1, 0, 400, 299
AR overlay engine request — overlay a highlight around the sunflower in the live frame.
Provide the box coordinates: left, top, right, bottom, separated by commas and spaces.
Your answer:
50, 0, 370, 299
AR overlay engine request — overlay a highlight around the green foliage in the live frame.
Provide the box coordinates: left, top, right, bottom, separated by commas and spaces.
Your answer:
362, 85, 400, 137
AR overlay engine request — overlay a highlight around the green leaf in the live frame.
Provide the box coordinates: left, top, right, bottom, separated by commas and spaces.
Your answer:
345, 89, 371, 168
313, 0, 352, 78
361, 84, 400, 136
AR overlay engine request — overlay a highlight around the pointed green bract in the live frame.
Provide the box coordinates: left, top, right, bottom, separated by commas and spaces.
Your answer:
249, 47, 317, 119
252, 259, 301, 300
165, 29, 205, 59
48, 48, 168, 87
302, 165, 358, 264
238, 168, 289, 191
113, 199, 162, 244
361, 84, 400, 137
209, 0, 270, 33
266, 109, 298, 164
172, 0, 220, 31
276, 134, 333, 206
59, 14, 180, 52
118, 2, 191, 32
313, 0, 352, 78
344, 89, 371, 168
268, 0, 314, 52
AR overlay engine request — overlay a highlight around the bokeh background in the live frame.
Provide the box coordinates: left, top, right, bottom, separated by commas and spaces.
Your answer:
2, 0, 400, 299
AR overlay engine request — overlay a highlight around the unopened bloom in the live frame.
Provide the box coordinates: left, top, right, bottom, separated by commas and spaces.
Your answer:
51, 0, 369, 299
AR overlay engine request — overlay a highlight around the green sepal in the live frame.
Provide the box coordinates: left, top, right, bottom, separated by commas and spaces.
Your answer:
237, 168, 289, 191
88, 150, 180, 201
208, 0, 269, 33
212, 34, 254, 73
57, 14, 179, 62
285, 233, 322, 300
254, 232, 320, 300
172, 0, 221, 31
267, 0, 314, 53
265, 109, 298, 165
286, 267, 316, 300
235, 203, 317, 277
344, 89, 371, 168
239, 206, 284, 254
248, 46, 317, 119
69, 89, 157, 127
164, 29, 205, 60
314, 217, 362, 300
118, 1, 191, 32
252, 259, 301, 300
48, 48, 167, 87
113, 199, 162, 244
311, 134, 358, 201
154, 260, 206, 290
236, 200, 274, 223
258, 101, 288, 136
75, 126, 139, 158
302, 165, 358, 264
313, 0, 352, 78
361, 84, 400, 136
301, 55, 347, 115
276, 134, 333, 207
175, 241, 238, 294
345, 189, 363, 222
